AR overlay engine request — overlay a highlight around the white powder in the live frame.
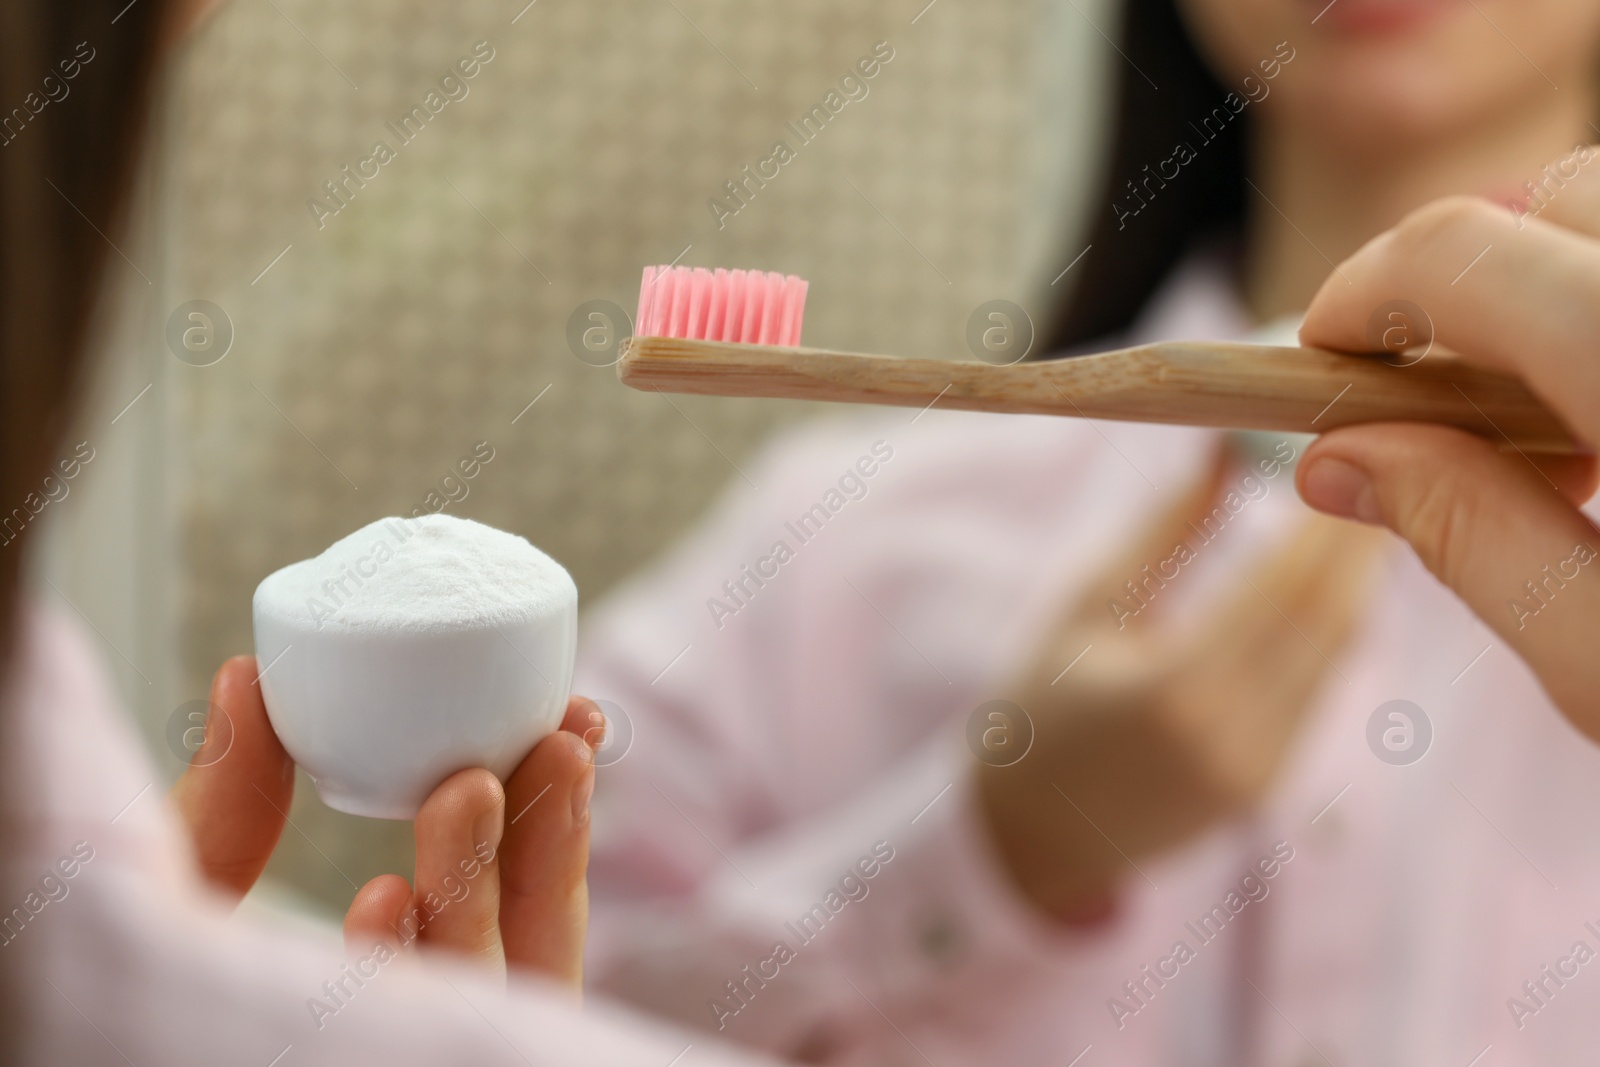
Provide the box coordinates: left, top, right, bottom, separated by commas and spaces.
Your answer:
254, 514, 577, 634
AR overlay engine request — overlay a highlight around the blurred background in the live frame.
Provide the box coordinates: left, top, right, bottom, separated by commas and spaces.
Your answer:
34, 0, 1111, 917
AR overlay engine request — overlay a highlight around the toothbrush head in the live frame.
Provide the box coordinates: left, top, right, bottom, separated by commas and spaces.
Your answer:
636, 265, 808, 347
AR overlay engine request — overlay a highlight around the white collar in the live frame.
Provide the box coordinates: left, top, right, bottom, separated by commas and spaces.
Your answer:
1120, 245, 1303, 348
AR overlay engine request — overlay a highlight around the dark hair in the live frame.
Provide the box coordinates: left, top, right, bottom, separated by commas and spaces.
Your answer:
0, 0, 170, 1056
1050, 0, 1248, 350
0, 1, 168, 665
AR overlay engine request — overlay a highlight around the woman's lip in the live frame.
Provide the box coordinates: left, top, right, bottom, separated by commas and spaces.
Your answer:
1312, 0, 1466, 34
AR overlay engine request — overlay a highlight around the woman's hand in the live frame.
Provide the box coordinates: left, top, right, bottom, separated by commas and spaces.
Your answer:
977, 451, 1386, 920
169, 656, 597, 987
1295, 160, 1600, 737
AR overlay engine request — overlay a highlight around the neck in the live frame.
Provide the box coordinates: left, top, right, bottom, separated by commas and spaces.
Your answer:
1242, 88, 1599, 323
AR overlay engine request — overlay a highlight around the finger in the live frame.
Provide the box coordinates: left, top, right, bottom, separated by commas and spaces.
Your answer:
499, 726, 593, 988
169, 655, 295, 902
413, 769, 506, 974
1299, 195, 1600, 438
344, 874, 415, 957
1069, 445, 1230, 632
1298, 423, 1600, 732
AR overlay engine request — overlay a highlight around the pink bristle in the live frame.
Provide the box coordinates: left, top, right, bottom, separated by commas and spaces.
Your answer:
751, 272, 771, 345
668, 272, 684, 337
740, 275, 766, 344
687, 267, 712, 339
778, 275, 807, 346
683, 268, 701, 338
707, 268, 729, 342
635, 264, 809, 343
667, 270, 691, 338
637, 266, 659, 337
698, 269, 717, 337
656, 269, 672, 336
756, 272, 781, 345
766, 274, 787, 346
739, 272, 760, 344
723, 269, 748, 341
651, 267, 674, 336
792, 277, 809, 345
771, 273, 795, 344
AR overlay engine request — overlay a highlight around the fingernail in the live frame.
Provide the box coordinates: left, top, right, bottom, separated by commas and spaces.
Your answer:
571, 770, 594, 826
1301, 457, 1381, 524
583, 709, 607, 752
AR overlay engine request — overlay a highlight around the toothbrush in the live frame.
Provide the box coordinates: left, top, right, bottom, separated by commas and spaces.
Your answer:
619, 266, 1577, 453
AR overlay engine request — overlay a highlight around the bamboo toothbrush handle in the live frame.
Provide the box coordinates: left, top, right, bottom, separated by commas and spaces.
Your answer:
619, 336, 1578, 453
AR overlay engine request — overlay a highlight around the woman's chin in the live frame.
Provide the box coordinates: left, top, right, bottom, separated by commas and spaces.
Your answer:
1274, 51, 1539, 150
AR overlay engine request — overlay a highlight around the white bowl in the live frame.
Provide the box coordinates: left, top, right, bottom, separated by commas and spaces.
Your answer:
251, 516, 577, 819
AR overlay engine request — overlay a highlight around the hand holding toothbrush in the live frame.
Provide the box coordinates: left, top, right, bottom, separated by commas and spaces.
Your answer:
1296, 162, 1600, 738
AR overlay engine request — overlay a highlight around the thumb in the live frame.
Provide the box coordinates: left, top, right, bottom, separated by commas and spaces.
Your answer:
169, 656, 295, 903
1296, 423, 1600, 732
498, 703, 594, 990
412, 769, 507, 974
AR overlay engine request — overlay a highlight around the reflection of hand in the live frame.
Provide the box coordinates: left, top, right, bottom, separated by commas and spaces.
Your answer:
1295, 167, 1600, 738
170, 657, 596, 988
977, 452, 1386, 921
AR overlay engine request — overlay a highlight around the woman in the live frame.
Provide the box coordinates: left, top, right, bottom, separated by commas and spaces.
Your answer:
4, 3, 1599, 1067
574, 0, 1600, 1063
0, 3, 701, 1064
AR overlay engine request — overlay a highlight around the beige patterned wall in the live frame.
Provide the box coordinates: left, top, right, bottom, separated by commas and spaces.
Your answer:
75, 0, 1109, 913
